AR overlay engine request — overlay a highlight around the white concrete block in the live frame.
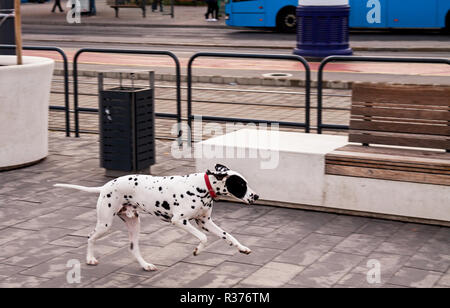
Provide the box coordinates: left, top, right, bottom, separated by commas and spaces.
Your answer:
195, 129, 347, 206
324, 175, 450, 222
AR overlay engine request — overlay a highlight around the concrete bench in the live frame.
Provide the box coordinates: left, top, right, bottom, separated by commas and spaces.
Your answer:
195, 84, 450, 225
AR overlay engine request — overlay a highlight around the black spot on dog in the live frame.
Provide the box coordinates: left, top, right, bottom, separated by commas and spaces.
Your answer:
196, 187, 206, 194
128, 195, 132, 199
162, 201, 170, 210
159, 187, 162, 191
186, 191, 195, 196
191, 206, 195, 209
155, 201, 160, 207
130, 243, 134, 250
170, 177, 174, 180
173, 194, 176, 198
181, 213, 184, 216
192, 199, 196, 202
183, 220, 187, 225
108, 203, 111, 208
106, 194, 111, 198
180, 194, 184, 198
223, 232, 226, 235
222, 236, 226, 239
161, 213, 171, 220
128, 177, 132, 181
135, 182, 138, 186
154, 211, 160, 216
105, 224, 108, 227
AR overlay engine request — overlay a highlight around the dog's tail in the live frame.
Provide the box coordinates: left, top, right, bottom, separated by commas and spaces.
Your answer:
54, 183, 103, 193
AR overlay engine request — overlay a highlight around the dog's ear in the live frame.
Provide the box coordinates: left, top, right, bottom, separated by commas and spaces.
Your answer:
207, 168, 228, 181
215, 164, 230, 172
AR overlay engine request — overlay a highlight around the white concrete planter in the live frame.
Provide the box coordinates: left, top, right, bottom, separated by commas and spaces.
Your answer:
0, 56, 54, 170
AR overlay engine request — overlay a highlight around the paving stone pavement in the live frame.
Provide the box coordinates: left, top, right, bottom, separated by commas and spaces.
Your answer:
1, 132, 450, 288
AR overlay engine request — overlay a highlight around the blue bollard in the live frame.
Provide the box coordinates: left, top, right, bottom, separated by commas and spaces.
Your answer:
293, 0, 353, 58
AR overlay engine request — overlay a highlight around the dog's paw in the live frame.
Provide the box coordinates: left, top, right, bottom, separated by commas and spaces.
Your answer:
238, 246, 252, 255
142, 263, 157, 271
86, 257, 99, 266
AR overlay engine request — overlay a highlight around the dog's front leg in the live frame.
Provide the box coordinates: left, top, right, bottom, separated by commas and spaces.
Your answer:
172, 216, 207, 256
204, 219, 251, 255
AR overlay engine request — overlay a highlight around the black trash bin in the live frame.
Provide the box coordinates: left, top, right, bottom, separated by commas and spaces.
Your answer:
0, 0, 15, 55
98, 71, 156, 177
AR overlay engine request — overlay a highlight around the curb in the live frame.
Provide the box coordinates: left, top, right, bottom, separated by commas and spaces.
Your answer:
53, 68, 352, 89
24, 35, 450, 53
23, 22, 450, 53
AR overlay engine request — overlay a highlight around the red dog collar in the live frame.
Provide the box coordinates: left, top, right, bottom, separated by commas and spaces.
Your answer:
204, 173, 218, 200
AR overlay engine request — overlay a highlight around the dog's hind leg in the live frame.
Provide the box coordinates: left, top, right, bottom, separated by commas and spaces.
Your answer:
86, 222, 112, 265
86, 196, 115, 265
118, 210, 157, 271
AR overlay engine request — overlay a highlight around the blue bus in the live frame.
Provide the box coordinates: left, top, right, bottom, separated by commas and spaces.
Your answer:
225, 0, 450, 32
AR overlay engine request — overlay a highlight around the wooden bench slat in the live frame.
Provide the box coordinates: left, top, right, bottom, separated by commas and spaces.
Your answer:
350, 120, 450, 136
350, 106, 450, 121
333, 144, 450, 160
352, 84, 450, 107
326, 150, 450, 170
326, 164, 450, 186
326, 159, 450, 176
351, 115, 447, 126
326, 156, 450, 175
349, 133, 449, 150
352, 102, 448, 111
111, 5, 142, 7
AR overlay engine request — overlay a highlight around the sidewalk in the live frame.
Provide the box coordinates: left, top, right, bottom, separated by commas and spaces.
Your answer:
1, 131, 450, 288
21, 1, 450, 52
23, 1, 225, 28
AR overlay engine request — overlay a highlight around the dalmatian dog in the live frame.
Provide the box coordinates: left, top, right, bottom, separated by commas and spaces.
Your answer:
54, 164, 259, 271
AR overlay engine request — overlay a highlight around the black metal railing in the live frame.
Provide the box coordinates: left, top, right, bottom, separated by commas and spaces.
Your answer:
187, 52, 311, 142
317, 56, 450, 134
73, 48, 182, 143
0, 44, 71, 137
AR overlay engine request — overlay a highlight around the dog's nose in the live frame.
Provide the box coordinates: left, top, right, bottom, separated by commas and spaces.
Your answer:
253, 194, 259, 201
